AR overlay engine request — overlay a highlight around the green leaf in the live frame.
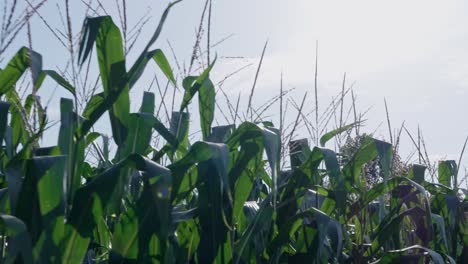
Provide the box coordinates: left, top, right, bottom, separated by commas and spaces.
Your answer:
408, 164, 426, 184
113, 158, 172, 263
208, 125, 235, 143
168, 140, 212, 202
110, 206, 139, 261
342, 136, 379, 189
316, 148, 345, 218
225, 122, 280, 207
126, 0, 181, 89
31, 156, 69, 263
78, 15, 130, 146
260, 124, 281, 207
367, 206, 431, 257
0, 47, 42, 96
180, 58, 216, 112
348, 176, 407, 218
170, 111, 190, 153
58, 98, 85, 208
116, 92, 155, 159
66, 154, 169, 246
230, 142, 262, 229
33, 156, 67, 223
289, 138, 309, 168
199, 78, 215, 140
319, 122, 358, 147
81, 92, 104, 120
0, 213, 33, 263
127, 49, 176, 89
0, 188, 10, 213
376, 245, 449, 264
234, 195, 274, 264
78, 16, 105, 66
6, 90, 32, 150
95, 17, 129, 146
0, 101, 9, 144
431, 213, 449, 253
34, 70, 76, 95
152, 49, 176, 86
85, 132, 101, 147
240, 200, 271, 260
195, 141, 231, 263
374, 139, 393, 181
438, 160, 457, 188
139, 91, 155, 113
15, 156, 67, 236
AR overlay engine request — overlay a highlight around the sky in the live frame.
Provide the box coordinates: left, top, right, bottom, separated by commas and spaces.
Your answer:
2, 0, 468, 184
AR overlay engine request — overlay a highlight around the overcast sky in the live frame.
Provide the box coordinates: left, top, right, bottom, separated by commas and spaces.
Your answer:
3, 0, 468, 183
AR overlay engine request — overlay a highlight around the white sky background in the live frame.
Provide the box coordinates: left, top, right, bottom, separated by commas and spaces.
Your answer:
2, 0, 468, 184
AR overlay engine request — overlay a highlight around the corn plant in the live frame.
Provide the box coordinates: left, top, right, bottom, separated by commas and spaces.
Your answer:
0, 1, 467, 263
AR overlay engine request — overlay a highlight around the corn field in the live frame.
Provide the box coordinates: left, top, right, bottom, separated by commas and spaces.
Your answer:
0, 1, 467, 263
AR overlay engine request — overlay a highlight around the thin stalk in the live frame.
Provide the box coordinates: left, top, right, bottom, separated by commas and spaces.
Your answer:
233, 92, 240, 125
384, 98, 393, 145
314, 40, 319, 145
206, 0, 212, 64
456, 136, 468, 188
351, 89, 359, 137
280, 72, 284, 139
247, 40, 268, 120
286, 92, 308, 149
338, 72, 346, 146
188, 0, 209, 74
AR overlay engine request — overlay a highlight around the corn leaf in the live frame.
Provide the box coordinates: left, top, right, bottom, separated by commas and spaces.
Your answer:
0, 47, 42, 96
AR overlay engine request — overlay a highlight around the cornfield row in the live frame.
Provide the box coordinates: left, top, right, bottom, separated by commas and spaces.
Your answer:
0, 2, 466, 263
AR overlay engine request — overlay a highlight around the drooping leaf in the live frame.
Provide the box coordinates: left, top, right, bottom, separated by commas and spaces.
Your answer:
376, 245, 449, 264
127, 49, 176, 88
208, 125, 235, 143
180, 58, 216, 112
34, 70, 76, 95
319, 122, 358, 147
367, 206, 431, 256
85, 132, 101, 147
0, 47, 42, 96
259, 124, 281, 207
152, 49, 176, 86
126, 0, 181, 88
342, 136, 380, 189
81, 92, 104, 121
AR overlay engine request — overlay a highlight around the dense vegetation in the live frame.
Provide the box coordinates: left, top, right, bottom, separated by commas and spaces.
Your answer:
0, 2, 467, 263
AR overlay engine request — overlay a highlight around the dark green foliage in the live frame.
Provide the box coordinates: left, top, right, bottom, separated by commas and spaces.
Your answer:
0, 2, 466, 263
